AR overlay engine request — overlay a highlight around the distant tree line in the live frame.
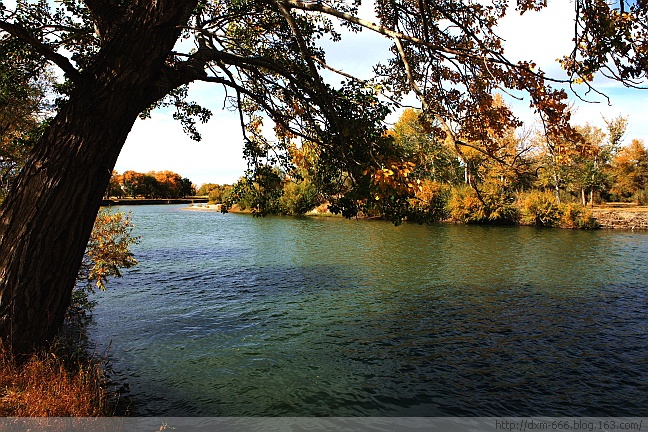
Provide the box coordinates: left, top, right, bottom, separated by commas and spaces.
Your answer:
196, 183, 232, 203
217, 102, 647, 228
106, 170, 195, 199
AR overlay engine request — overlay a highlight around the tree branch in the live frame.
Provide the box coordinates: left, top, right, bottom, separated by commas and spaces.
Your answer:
0, 20, 81, 82
281, 0, 462, 55
280, 0, 571, 85
276, 1, 342, 132
312, 56, 367, 83
167, 47, 323, 108
83, 0, 125, 40
195, 75, 319, 145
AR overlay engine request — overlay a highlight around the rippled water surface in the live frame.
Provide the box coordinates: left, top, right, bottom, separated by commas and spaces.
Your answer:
88, 205, 648, 416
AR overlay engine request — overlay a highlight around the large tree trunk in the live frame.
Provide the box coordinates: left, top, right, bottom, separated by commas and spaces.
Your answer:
0, 0, 197, 356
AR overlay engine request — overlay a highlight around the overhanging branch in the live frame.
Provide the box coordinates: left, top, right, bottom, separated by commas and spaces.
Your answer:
280, 0, 571, 85
0, 20, 81, 82
276, 1, 342, 133
195, 75, 320, 145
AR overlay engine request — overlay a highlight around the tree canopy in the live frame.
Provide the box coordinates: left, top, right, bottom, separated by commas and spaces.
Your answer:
1, 0, 647, 354
2, 0, 646, 215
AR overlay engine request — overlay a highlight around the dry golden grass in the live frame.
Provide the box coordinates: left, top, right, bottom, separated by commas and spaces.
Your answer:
593, 203, 648, 212
0, 344, 111, 416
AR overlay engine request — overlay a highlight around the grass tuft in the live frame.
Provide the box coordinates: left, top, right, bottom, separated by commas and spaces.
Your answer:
0, 342, 114, 416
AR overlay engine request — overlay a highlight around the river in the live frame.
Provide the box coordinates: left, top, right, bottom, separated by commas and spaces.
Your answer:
88, 205, 648, 416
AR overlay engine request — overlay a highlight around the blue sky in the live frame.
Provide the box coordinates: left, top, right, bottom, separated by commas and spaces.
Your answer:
107, 1, 648, 186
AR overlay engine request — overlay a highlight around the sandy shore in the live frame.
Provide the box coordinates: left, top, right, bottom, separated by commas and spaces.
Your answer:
591, 204, 648, 230
181, 204, 224, 212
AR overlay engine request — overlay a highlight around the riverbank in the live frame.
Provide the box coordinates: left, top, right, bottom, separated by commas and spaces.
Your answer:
183, 202, 648, 230
182, 203, 338, 216
591, 204, 648, 230
181, 203, 226, 212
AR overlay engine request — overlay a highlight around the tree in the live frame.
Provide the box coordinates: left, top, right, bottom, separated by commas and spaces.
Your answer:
150, 170, 182, 198
197, 183, 219, 196
610, 139, 648, 201
571, 123, 607, 206
1, 0, 647, 356
179, 177, 195, 197
105, 170, 123, 198
120, 170, 146, 198
533, 116, 627, 205
389, 108, 462, 184
114, 170, 193, 198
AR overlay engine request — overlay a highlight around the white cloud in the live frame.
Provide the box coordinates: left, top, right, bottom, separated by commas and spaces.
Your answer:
115, 107, 247, 186
496, 0, 575, 77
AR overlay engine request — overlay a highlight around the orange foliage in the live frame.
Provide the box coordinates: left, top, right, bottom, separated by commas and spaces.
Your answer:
366, 161, 421, 200
110, 170, 193, 198
0, 345, 110, 416
81, 211, 138, 292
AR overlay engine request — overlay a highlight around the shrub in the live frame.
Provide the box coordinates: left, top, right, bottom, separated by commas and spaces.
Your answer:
517, 191, 599, 229
207, 184, 232, 203
480, 184, 519, 225
408, 180, 449, 223
518, 191, 562, 227
448, 184, 518, 225
0, 343, 112, 416
448, 185, 487, 223
73, 210, 139, 317
560, 203, 599, 229
279, 180, 319, 215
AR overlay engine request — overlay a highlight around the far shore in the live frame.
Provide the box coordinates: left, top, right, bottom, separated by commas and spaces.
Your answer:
102, 197, 208, 206
182, 203, 336, 217
183, 202, 648, 230
181, 203, 227, 212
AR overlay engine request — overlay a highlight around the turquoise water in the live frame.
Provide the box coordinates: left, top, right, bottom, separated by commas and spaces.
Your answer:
88, 205, 648, 416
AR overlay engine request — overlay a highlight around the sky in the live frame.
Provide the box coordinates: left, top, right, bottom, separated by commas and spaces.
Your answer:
107, 1, 648, 186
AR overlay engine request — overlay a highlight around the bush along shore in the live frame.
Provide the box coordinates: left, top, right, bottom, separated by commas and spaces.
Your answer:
189, 187, 648, 230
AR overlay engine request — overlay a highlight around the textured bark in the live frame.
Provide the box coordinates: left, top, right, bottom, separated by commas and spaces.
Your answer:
0, 0, 198, 356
